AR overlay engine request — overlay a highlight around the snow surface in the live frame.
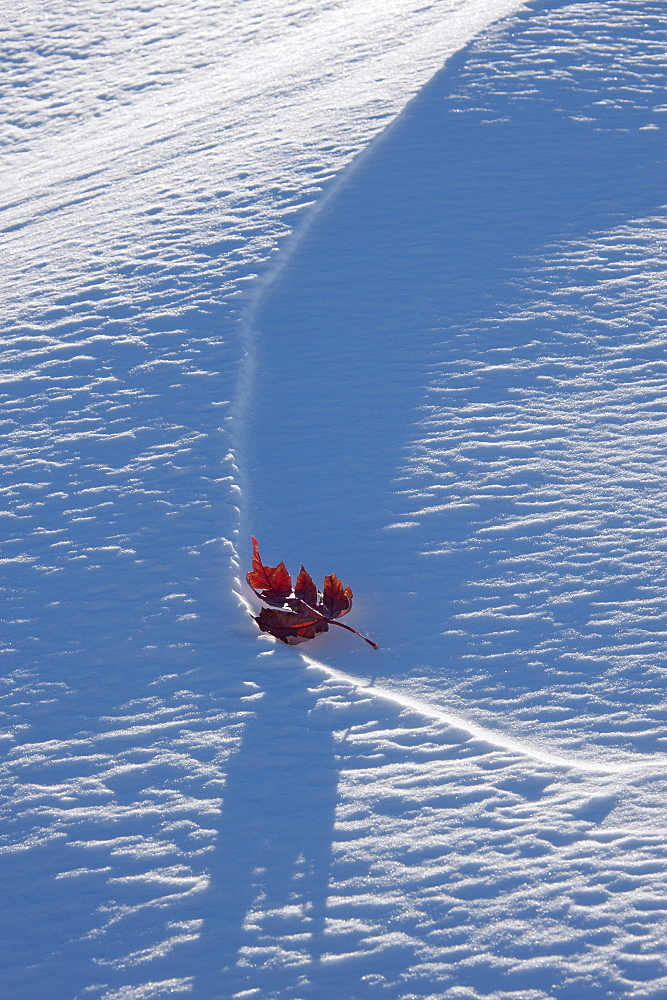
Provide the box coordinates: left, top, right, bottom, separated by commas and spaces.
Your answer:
3, 1, 667, 998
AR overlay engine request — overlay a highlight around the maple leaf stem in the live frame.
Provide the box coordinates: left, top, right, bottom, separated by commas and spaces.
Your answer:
297, 599, 378, 649
327, 619, 379, 649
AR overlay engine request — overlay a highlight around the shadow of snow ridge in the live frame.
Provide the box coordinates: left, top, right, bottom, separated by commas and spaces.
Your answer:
248, 0, 667, 755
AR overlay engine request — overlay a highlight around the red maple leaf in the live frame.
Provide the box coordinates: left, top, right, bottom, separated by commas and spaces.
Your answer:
322, 573, 353, 619
255, 606, 329, 645
247, 536, 292, 606
246, 537, 377, 649
294, 566, 318, 608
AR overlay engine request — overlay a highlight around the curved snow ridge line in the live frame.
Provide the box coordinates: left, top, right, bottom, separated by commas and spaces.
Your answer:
231, 0, 526, 565
300, 653, 667, 775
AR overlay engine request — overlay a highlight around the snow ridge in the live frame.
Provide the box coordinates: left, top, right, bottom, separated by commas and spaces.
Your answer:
301, 653, 667, 775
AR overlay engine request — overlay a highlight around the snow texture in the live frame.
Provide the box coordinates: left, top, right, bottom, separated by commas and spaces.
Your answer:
2, 1, 667, 999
